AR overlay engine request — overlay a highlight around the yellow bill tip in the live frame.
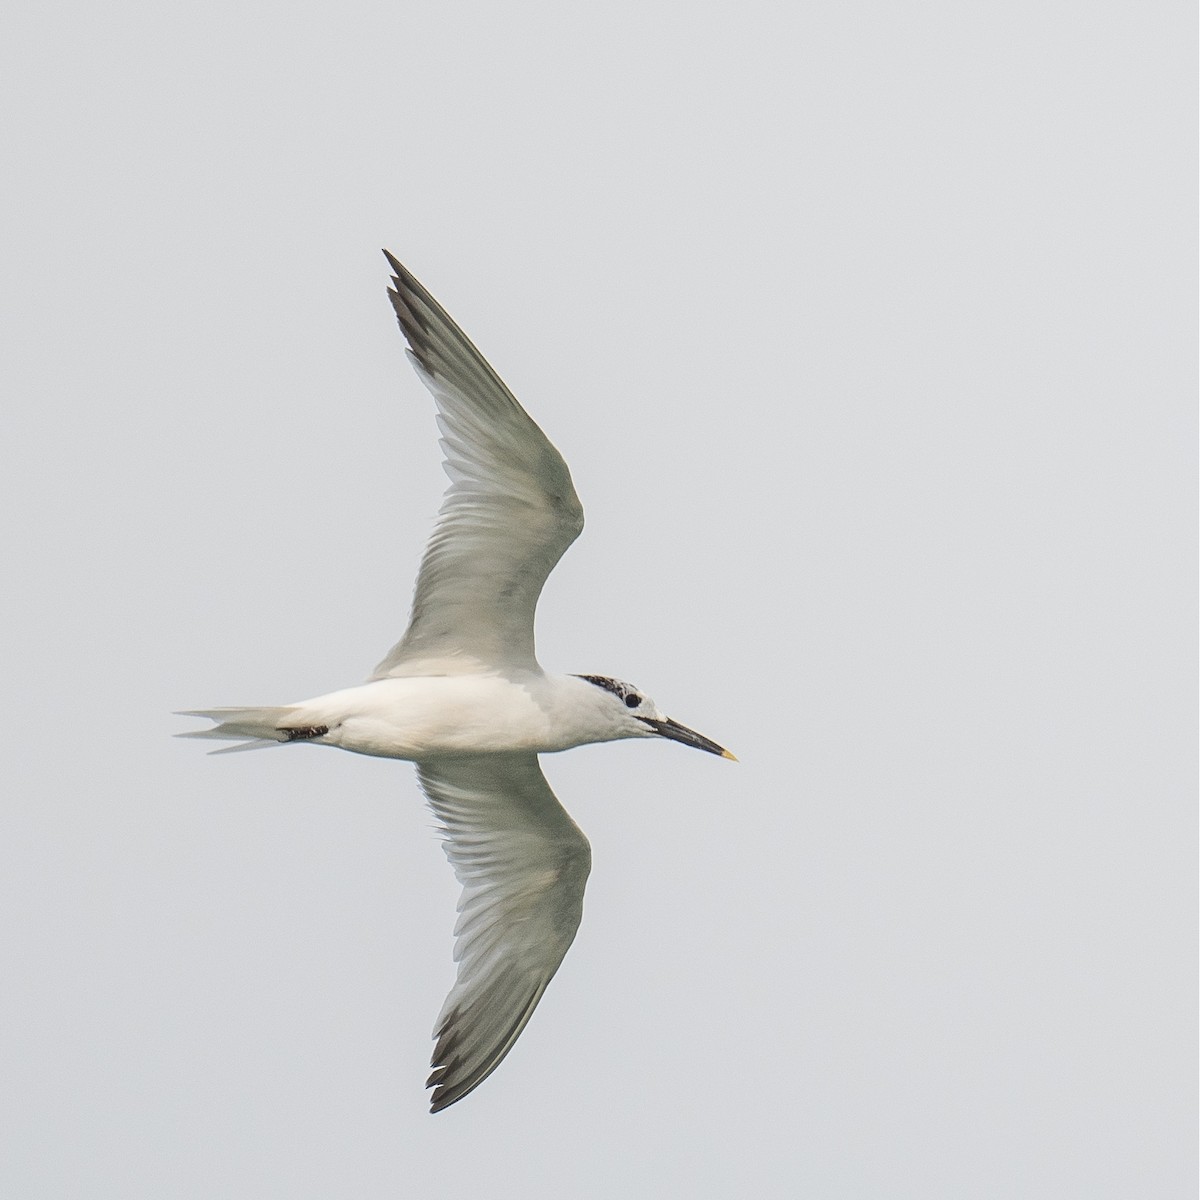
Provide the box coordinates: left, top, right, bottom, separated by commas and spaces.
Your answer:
721, 749, 739, 762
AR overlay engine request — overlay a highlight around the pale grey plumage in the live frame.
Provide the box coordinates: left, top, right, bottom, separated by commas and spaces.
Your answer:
418, 754, 590, 1112
372, 253, 584, 677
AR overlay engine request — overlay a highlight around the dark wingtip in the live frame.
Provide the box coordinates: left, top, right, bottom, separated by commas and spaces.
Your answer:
427, 1073, 456, 1114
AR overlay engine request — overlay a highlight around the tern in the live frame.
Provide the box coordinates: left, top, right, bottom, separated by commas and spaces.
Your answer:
180, 253, 734, 1112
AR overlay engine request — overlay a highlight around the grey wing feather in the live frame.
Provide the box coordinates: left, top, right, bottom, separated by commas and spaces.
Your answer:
373, 255, 584, 676
416, 753, 591, 1112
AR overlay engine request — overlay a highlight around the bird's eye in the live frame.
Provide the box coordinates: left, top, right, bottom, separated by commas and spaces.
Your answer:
625, 694, 641, 708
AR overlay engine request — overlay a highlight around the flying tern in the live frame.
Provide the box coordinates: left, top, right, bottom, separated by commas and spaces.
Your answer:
180, 252, 734, 1112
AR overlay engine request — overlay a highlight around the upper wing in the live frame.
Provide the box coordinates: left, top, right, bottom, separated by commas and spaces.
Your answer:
416, 753, 592, 1113
372, 254, 585, 677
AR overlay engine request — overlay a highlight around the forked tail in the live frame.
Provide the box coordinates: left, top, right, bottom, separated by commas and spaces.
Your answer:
175, 706, 325, 755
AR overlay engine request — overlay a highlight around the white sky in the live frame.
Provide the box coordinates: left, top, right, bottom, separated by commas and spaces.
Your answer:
1, 1, 1194, 1196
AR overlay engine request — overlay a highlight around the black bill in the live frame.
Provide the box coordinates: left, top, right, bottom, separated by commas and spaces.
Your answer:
640, 716, 737, 760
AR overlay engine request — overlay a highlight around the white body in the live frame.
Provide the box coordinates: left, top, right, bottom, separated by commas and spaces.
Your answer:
288, 672, 656, 760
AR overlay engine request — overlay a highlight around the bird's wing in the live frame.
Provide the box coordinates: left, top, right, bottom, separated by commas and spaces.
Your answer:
416, 753, 591, 1113
372, 254, 585, 678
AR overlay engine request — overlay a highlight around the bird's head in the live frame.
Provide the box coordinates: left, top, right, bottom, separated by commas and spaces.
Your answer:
572, 674, 736, 759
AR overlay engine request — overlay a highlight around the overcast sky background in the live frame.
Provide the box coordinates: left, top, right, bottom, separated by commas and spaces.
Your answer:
1, 1, 1194, 1196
